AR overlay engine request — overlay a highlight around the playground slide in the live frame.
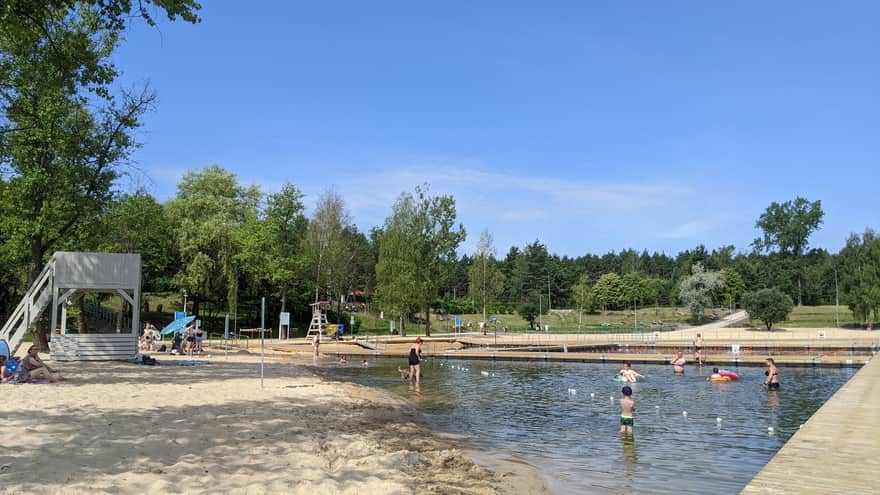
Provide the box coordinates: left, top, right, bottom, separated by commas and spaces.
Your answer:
160, 316, 197, 336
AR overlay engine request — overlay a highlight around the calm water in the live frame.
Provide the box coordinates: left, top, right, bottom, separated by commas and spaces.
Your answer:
320, 358, 855, 494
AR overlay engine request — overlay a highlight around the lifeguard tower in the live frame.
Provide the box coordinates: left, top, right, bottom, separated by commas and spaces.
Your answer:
305, 301, 329, 340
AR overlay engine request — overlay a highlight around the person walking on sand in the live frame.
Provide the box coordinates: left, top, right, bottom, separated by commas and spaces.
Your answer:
312, 333, 321, 358
764, 358, 780, 390
408, 337, 423, 384
619, 385, 635, 436
671, 351, 686, 374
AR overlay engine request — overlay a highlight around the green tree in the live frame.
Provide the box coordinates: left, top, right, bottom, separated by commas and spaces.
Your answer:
467, 229, 505, 322
165, 165, 259, 316
621, 272, 647, 308
517, 298, 542, 329
591, 273, 623, 314
753, 197, 824, 305
570, 274, 592, 329
101, 190, 175, 290
838, 229, 880, 325
376, 185, 465, 336
263, 184, 308, 313
304, 190, 352, 306
679, 263, 723, 322
743, 288, 794, 331
720, 268, 746, 310
643, 277, 666, 315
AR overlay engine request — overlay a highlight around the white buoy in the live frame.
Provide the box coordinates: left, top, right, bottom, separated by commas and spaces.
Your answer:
682, 411, 688, 416
610, 396, 615, 401
799, 424, 804, 429
767, 426, 774, 433
716, 417, 722, 423
590, 393, 595, 398
568, 388, 577, 395
655, 405, 660, 409
481, 371, 489, 376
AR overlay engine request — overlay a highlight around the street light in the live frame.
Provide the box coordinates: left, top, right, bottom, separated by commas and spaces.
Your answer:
183, 289, 188, 314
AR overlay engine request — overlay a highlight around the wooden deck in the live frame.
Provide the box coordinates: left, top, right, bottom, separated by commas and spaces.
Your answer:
740, 355, 880, 494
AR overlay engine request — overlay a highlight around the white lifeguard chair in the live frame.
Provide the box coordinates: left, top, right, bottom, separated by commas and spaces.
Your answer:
306, 301, 330, 340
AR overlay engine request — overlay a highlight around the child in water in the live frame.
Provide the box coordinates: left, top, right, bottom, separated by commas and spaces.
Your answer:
617, 362, 644, 383
619, 385, 635, 436
708, 368, 724, 381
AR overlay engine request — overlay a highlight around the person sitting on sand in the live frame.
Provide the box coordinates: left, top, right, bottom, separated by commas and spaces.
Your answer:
19, 346, 62, 382
617, 362, 644, 383
671, 351, 686, 374
171, 332, 182, 354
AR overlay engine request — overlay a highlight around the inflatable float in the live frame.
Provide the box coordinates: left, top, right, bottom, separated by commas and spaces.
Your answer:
718, 370, 740, 381
708, 376, 731, 382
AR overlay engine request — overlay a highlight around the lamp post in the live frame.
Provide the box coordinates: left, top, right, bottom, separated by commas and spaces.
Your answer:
183, 289, 188, 314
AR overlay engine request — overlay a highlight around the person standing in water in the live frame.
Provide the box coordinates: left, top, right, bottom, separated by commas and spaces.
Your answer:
694, 333, 704, 364
619, 385, 635, 436
764, 358, 780, 390
671, 350, 686, 374
408, 337, 423, 384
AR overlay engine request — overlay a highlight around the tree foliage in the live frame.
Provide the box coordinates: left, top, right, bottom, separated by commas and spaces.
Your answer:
467, 229, 504, 322
592, 273, 624, 313
743, 288, 794, 331
376, 185, 465, 336
678, 263, 723, 322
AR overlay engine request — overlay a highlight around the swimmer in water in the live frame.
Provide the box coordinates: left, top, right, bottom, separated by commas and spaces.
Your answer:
764, 358, 779, 390
618, 362, 644, 383
708, 367, 724, 381
671, 350, 686, 374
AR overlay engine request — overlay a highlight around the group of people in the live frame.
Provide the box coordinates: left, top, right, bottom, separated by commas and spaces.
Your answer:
617, 353, 780, 437
1, 346, 64, 384
169, 322, 204, 356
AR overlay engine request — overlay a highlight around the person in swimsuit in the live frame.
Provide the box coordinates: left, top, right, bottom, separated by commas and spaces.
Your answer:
408, 337, 423, 384
0, 355, 15, 383
313, 333, 321, 358
619, 385, 635, 436
671, 350, 686, 374
764, 358, 780, 390
617, 362, 644, 383
184, 326, 196, 357
694, 333, 704, 364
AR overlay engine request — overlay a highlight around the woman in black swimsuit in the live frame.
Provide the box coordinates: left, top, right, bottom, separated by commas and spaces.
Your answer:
408, 337, 423, 384
764, 358, 780, 390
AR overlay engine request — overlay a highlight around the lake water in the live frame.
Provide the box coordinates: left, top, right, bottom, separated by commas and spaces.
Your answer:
320, 358, 855, 494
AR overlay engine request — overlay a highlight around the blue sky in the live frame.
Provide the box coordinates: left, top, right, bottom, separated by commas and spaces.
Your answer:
113, 1, 878, 256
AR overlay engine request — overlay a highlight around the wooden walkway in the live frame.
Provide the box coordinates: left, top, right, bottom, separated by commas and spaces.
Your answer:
741, 355, 880, 494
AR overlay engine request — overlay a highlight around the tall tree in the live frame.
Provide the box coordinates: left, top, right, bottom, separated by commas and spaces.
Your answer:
467, 229, 505, 322
304, 190, 352, 306
592, 273, 624, 314
0, 1, 199, 346
679, 263, 723, 322
165, 165, 259, 316
376, 185, 465, 336
570, 274, 592, 329
263, 184, 308, 313
753, 197, 824, 305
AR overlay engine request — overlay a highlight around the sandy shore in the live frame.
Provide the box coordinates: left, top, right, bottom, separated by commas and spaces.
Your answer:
0, 350, 546, 494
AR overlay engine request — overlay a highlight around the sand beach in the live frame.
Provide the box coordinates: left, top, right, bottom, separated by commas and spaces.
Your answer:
0, 350, 546, 495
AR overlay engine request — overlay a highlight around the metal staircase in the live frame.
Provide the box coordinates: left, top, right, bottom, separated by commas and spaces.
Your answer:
0, 254, 57, 355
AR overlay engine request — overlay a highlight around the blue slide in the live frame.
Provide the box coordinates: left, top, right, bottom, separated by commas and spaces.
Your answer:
160, 316, 197, 336
0, 339, 9, 359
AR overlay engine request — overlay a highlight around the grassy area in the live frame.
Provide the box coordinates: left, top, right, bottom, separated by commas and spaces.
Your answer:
769, 305, 860, 328
353, 306, 732, 335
